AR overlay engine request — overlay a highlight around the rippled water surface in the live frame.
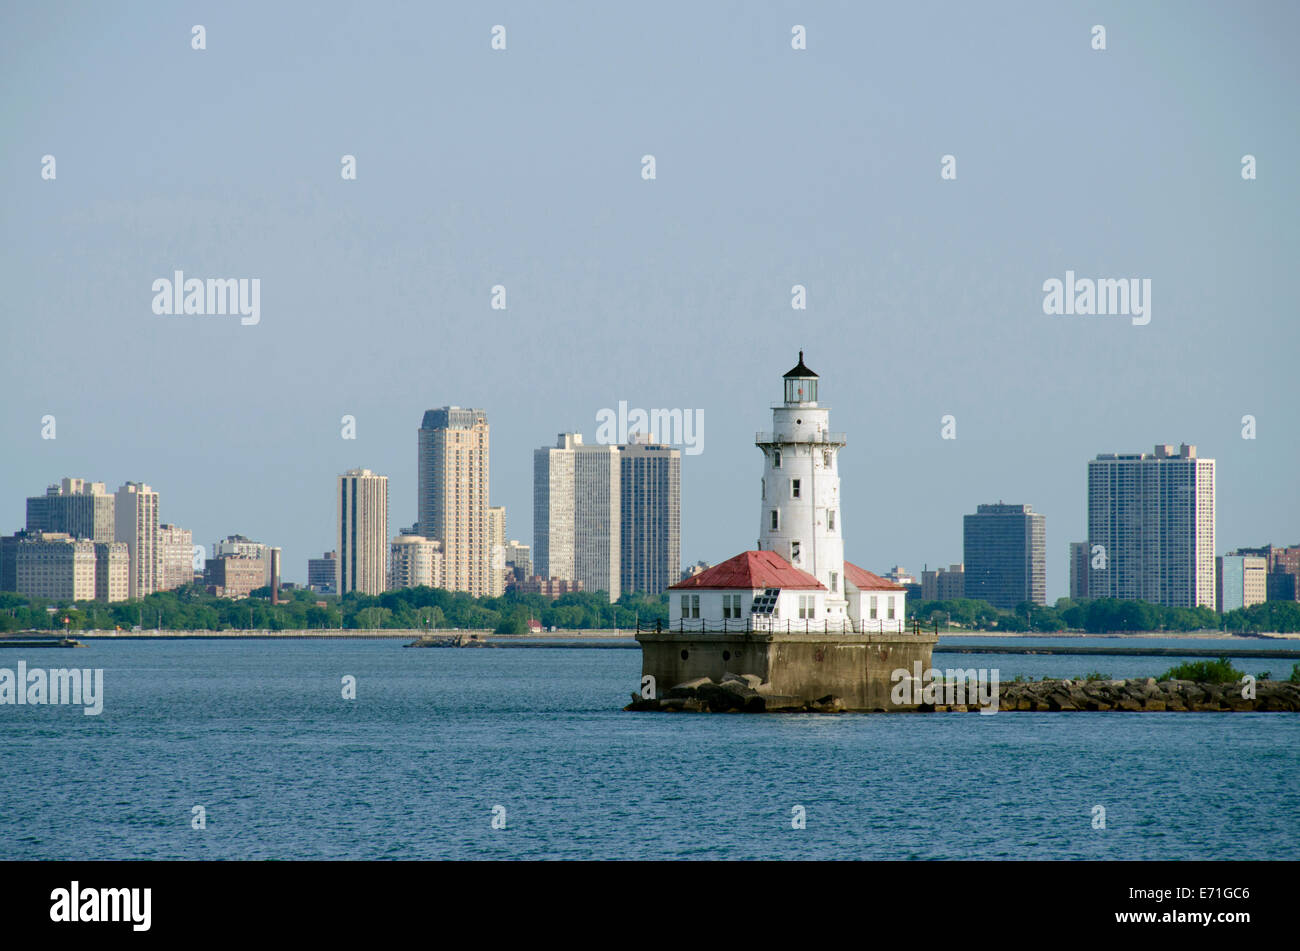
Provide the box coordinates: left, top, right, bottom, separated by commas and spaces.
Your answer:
2, 640, 1296, 859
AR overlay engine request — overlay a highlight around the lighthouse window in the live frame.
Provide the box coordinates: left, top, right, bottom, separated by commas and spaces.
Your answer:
723, 594, 742, 618
770, 510, 779, 531
869, 595, 878, 619
790, 541, 801, 563
791, 479, 801, 499
761, 478, 765, 499
830, 571, 838, 593
888, 597, 896, 620
798, 595, 814, 619
773, 450, 782, 468
823, 451, 832, 468
691, 595, 700, 618
828, 509, 835, 531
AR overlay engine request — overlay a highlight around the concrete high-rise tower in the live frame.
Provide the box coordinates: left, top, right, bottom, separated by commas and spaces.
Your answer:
533, 433, 621, 601
487, 505, 506, 597
1087, 444, 1216, 609
27, 478, 116, 542
337, 468, 389, 596
418, 407, 491, 597
755, 352, 848, 615
114, 482, 159, 600
963, 503, 1046, 609
618, 439, 680, 596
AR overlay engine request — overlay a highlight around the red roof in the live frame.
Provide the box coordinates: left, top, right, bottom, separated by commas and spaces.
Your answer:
669, 550, 826, 591
844, 561, 907, 592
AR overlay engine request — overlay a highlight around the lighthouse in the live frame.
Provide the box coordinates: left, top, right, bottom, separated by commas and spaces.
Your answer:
635, 352, 936, 712
756, 351, 848, 620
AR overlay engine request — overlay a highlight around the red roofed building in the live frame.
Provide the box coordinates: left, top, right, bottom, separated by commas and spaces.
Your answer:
843, 561, 907, 628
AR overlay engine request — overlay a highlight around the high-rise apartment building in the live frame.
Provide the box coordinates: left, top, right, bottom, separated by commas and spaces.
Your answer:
338, 468, 389, 595
963, 503, 1046, 609
1086, 444, 1216, 609
418, 407, 490, 597
534, 434, 577, 584
157, 524, 195, 590
618, 440, 681, 596
487, 506, 506, 597
114, 482, 159, 600
1068, 541, 1089, 599
26, 478, 116, 542
574, 444, 620, 601
534, 434, 621, 601
389, 535, 442, 590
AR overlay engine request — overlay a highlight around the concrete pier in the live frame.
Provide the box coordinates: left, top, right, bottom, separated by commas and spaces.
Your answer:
635, 629, 938, 711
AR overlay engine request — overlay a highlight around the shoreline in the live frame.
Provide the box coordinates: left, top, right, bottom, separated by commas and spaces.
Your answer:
58, 627, 1298, 641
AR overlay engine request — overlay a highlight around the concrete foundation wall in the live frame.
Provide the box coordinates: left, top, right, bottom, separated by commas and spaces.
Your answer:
636, 631, 937, 711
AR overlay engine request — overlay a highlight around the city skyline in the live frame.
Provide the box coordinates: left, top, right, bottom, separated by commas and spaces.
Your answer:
2, 418, 1296, 601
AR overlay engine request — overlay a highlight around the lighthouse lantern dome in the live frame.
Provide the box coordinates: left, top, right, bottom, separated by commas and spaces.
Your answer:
782, 350, 818, 404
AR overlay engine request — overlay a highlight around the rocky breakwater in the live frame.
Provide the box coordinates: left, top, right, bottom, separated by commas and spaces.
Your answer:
404, 633, 496, 648
994, 677, 1300, 713
625, 673, 1300, 713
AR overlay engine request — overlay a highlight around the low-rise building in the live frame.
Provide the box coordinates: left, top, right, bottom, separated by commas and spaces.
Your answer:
13, 532, 127, 602
513, 576, 585, 598
921, 564, 965, 601
1217, 553, 1269, 612
204, 555, 266, 599
307, 551, 337, 593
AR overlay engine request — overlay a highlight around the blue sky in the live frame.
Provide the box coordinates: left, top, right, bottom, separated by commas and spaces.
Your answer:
2, 1, 1297, 597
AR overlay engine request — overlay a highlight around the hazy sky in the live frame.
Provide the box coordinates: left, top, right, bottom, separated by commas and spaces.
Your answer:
2, 2, 1297, 598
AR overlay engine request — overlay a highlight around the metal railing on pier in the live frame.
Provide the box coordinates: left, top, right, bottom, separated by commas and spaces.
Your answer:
636, 617, 919, 635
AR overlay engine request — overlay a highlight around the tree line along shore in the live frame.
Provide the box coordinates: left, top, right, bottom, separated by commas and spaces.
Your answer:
1, 587, 1298, 635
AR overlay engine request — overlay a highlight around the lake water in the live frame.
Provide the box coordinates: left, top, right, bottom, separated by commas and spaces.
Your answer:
2, 639, 1297, 860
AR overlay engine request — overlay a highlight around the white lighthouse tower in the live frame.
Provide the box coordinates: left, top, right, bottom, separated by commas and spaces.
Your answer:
645, 352, 929, 712
756, 352, 848, 620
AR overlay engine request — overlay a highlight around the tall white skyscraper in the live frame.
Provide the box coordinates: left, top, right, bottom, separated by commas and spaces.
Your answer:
418, 407, 491, 597
534, 434, 577, 584
338, 468, 389, 596
114, 481, 159, 600
534, 433, 621, 601
1087, 443, 1216, 609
